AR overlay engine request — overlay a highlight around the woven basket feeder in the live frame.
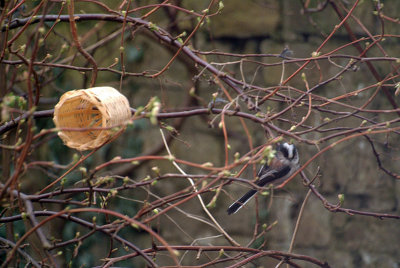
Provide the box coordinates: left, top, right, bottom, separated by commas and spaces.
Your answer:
53, 86, 131, 151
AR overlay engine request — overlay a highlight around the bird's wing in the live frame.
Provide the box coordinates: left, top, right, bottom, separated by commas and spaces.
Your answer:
256, 162, 291, 187
227, 166, 291, 215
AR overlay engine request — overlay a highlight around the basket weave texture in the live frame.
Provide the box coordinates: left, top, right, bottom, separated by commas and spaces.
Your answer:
53, 87, 131, 151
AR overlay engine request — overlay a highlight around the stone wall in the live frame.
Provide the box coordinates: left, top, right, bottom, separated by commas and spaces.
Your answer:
127, 0, 400, 267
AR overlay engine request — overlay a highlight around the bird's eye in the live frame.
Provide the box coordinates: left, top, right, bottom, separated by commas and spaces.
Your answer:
280, 147, 289, 158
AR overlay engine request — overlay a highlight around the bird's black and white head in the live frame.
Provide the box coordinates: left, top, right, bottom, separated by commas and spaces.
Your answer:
275, 142, 299, 166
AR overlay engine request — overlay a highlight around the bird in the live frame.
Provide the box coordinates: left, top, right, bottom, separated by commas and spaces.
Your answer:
227, 142, 300, 215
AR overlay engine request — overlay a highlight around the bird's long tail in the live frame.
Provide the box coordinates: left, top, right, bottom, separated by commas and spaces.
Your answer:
227, 189, 257, 215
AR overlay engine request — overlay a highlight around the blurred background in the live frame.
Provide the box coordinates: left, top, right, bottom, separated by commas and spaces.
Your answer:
1, 0, 400, 267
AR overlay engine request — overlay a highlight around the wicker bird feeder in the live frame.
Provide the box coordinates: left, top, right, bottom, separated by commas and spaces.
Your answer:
53, 86, 131, 151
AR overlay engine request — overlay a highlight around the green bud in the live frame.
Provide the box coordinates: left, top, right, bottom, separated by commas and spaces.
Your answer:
395, 82, 400, 96
311, 51, 321, 57
148, 22, 159, 31
218, 1, 224, 12
72, 153, 79, 163
218, 249, 224, 258
151, 166, 160, 174
262, 223, 268, 230
112, 156, 122, 161
234, 152, 240, 162
201, 162, 213, 167
338, 194, 345, 204
110, 189, 118, 196
206, 198, 216, 208
21, 212, 28, 220
261, 191, 270, 196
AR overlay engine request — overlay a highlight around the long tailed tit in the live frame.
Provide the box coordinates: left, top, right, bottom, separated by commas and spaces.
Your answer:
227, 143, 299, 215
